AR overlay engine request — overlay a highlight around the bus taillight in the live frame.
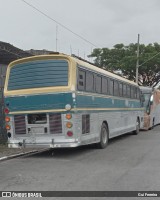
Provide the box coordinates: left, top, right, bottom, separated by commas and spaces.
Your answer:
4, 108, 9, 114
5, 116, 10, 122
66, 114, 72, 120
66, 122, 73, 128
67, 131, 73, 137
6, 125, 11, 130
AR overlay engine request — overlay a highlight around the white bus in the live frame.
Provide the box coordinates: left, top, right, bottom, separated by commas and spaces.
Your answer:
140, 86, 160, 130
4, 53, 144, 149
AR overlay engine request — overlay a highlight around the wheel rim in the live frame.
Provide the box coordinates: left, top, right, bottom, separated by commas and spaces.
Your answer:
102, 127, 107, 144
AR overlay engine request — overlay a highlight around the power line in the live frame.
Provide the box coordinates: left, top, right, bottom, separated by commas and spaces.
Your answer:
21, 0, 100, 48
139, 51, 160, 67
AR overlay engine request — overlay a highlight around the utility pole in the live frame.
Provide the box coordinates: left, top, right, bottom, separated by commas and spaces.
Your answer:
136, 34, 140, 84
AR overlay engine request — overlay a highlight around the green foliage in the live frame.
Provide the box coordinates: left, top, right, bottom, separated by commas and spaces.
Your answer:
88, 43, 160, 86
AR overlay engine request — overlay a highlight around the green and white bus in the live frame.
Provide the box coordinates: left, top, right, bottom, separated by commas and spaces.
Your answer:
4, 53, 144, 149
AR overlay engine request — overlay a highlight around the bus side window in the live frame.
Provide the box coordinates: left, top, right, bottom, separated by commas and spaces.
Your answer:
119, 83, 123, 97
123, 84, 127, 97
102, 77, 108, 94
114, 81, 119, 96
127, 85, 131, 98
131, 87, 134, 99
95, 75, 102, 93
86, 71, 94, 92
134, 88, 137, 99
78, 69, 86, 91
109, 79, 114, 95
137, 89, 140, 99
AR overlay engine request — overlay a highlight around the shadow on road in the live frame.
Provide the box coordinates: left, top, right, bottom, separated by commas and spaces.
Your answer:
21, 131, 140, 159
23, 124, 160, 159
22, 144, 97, 159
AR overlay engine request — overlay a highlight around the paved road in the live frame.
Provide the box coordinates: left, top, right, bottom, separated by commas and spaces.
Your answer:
1, 126, 160, 199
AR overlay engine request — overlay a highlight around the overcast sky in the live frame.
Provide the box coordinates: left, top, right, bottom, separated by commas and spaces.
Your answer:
1, 0, 160, 59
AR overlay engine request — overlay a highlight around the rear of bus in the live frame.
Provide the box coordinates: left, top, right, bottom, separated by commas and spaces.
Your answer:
4, 54, 79, 148
140, 86, 160, 129
140, 86, 152, 130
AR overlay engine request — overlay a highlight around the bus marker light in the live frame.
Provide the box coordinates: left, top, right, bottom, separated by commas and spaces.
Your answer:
67, 131, 73, 137
6, 125, 11, 130
65, 104, 71, 111
5, 116, 10, 122
66, 114, 72, 120
66, 122, 73, 128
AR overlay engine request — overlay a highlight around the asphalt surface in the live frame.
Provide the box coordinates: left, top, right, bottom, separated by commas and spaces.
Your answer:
0, 126, 160, 200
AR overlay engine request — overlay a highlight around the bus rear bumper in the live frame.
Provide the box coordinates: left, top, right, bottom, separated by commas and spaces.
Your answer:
8, 138, 80, 149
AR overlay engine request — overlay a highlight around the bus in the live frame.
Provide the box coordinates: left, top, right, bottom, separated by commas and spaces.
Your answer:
140, 86, 160, 130
4, 53, 144, 149
0, 89, 3, 136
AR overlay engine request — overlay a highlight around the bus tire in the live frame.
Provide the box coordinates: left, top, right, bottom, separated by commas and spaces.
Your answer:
152, 118, 155, 129
133, 119, 140, 135
96, 123, 109, 149
149, 118, 155, 130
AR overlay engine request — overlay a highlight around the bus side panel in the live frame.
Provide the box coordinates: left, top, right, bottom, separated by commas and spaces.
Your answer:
5, 93, 74, 113
76, 112, 100, 145
76, 93, 143, 139
99, 110, 141, 138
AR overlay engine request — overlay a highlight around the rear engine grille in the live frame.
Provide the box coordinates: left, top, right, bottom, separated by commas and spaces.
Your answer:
49, 114, 62, 134
14, 115, 26, 134
82, 114, 90, 134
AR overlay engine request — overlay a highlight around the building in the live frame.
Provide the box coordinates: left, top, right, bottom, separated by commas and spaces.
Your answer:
0, 41, 33, 140
26, 49, 54, 55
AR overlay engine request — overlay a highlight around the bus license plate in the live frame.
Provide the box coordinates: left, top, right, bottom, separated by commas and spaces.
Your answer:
31, 127, 44, 134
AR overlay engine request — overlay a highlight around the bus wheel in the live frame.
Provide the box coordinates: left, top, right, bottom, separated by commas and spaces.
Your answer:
97, 123, 109, 149
152, 118, 155, 128
133, 119, 140, 135
149, 118, 155, 130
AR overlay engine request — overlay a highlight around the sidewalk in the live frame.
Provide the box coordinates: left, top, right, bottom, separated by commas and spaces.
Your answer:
0, 144, 38, 160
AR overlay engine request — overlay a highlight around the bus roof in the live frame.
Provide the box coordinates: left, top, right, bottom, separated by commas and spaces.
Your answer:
69, 55, 138, 86
139, 86, 153, 93
8, 53, 138, 87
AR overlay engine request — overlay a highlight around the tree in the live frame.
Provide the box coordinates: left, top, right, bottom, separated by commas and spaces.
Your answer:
88, 43, 160, 86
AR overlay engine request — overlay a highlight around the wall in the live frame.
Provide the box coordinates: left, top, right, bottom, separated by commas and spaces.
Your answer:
0, 64, 7, 139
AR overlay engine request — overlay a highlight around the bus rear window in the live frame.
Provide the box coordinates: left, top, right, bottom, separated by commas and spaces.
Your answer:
8, 60, 68, 90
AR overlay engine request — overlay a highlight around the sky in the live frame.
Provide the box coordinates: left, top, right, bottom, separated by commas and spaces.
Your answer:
1, 0, 160, 59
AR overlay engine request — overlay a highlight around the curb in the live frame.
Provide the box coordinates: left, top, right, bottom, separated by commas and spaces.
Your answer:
0, 148, 51, 162
0, 150, 38, 161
